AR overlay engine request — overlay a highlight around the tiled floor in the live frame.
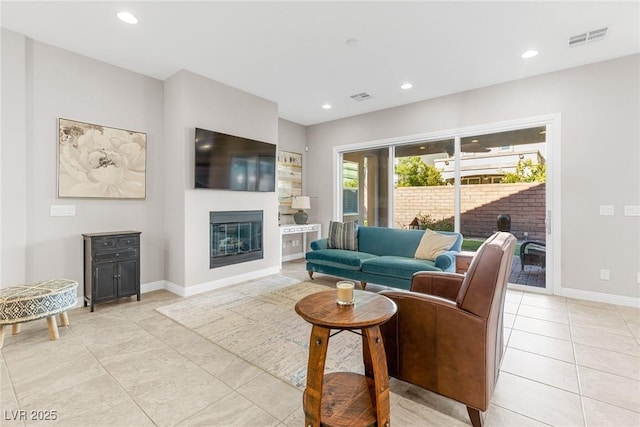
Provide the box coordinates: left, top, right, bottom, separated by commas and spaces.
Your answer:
1, 260, 639, 426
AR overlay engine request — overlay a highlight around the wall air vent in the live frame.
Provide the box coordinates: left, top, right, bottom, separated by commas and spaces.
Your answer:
569, 27, 608, 47
350, 92, 373, 102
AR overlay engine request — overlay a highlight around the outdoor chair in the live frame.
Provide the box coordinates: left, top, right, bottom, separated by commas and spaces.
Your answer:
520, 240, 546, 270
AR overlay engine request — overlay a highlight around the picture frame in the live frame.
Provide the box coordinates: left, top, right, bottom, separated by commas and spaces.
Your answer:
277, 150, 302, 216
58, 118, 147, 199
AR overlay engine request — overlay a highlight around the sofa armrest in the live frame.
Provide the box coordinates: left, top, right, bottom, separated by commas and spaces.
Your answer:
310, 238, 328, 250
410, 271, 465, 301
434, 250, 457, 272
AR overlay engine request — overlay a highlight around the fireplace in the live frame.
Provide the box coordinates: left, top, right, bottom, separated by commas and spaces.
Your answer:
210, 210, 263, 268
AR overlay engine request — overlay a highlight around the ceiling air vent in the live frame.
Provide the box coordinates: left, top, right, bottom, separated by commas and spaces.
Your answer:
350, 92, 373, 102
569, 27, 608, 47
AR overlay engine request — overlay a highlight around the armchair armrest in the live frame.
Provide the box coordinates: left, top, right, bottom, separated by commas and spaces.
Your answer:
410, 271, 465, 301
310, 238, 328, 250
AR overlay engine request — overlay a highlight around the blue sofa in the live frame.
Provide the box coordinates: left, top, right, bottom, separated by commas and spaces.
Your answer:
306, 226, 463, 290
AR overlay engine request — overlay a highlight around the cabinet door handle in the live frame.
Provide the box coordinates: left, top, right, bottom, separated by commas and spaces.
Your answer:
103, 242, 108, 247
115, 253, 120, 257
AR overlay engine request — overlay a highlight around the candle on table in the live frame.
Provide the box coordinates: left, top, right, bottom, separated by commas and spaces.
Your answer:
336, 281, 355, 306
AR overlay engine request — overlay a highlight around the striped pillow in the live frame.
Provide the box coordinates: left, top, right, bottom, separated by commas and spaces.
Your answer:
327, 221, 358, 251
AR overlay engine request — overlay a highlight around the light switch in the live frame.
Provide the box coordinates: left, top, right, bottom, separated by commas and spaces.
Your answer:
50, 205, 76, 216
624, 205, 640, 216
599, 205, 614, 216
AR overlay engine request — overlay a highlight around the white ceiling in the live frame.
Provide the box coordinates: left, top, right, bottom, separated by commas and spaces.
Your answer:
2, 1, 639, 126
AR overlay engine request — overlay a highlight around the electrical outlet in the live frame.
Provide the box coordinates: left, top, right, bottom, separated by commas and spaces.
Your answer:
600, 269, 610, 280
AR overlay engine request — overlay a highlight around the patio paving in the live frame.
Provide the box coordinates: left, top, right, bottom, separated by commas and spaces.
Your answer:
509, 256, 545, 288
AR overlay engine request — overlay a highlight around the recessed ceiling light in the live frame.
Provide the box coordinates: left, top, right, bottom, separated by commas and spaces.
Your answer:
521, 49, 539, 59
117, 11, 138, 24
322, 104, 332, 110
400, 83, 413, 90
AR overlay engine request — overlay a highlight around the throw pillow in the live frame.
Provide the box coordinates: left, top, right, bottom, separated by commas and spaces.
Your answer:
327, 221, 358, 251
414, 229, 458, 260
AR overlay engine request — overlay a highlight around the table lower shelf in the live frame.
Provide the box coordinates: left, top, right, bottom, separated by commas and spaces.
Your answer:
303, 372, 377, 427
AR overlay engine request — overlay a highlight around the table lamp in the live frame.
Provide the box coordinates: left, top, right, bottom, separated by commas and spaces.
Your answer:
291, 196, 311, 224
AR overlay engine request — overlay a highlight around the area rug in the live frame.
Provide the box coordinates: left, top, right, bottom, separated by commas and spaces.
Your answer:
155, 275, 364, 389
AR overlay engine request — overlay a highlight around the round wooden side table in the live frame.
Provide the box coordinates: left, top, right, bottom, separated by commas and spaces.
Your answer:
295, 289, 397, 427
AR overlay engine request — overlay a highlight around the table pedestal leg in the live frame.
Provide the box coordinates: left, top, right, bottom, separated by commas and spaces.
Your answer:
304, 325, 330, 427
362, 325, 391, 427
47, 316, 59, 340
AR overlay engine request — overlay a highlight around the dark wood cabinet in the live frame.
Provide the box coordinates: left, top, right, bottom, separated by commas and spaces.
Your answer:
83, 231, 141, 312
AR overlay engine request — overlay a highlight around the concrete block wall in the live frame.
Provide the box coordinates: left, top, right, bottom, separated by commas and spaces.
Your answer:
394, 183, 546, 241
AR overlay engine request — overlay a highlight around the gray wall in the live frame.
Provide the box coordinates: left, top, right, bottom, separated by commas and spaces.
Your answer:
307, 54, 640, 301
1, 30, 166, 292
163, 70, 280, 292
278, 118, 313, 257
2, 27, 637, 304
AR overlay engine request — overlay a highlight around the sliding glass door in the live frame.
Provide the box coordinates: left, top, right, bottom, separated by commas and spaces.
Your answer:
336, 116, 556, 292
341, 148, 389, 227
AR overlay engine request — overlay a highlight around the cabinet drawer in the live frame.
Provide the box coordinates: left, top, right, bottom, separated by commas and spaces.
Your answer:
93, 238, 116, 250
117, 235, 139, 248
94, 249, 138, 262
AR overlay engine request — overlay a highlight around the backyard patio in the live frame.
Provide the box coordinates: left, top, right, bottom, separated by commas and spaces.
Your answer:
462, 238, 546, 288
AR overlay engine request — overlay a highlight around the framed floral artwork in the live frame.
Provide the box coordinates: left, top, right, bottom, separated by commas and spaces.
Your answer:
58, 118, 147, 199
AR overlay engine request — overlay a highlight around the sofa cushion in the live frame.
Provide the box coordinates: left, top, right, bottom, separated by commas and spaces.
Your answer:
361, 256, 440, 278
357, 226, 424, 257
306, 249, 376, 270
414, 229, 459, 260
327, 221, 358, 251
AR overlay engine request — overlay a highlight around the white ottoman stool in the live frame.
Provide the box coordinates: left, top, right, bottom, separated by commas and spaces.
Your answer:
0, 279, 78, 348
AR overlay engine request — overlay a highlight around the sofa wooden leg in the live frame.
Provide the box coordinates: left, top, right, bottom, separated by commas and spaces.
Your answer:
360, 281, 367, 290
308, 271, 314, 280
467, 406, 484, 427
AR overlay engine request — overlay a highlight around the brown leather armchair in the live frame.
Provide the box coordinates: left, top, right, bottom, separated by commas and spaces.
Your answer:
379, 232, 516, 427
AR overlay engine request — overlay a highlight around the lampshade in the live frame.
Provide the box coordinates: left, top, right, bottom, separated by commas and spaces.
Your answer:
291, 196, 311, 210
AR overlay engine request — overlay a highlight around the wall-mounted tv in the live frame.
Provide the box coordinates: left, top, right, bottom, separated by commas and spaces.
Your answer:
195, 128, 276, 192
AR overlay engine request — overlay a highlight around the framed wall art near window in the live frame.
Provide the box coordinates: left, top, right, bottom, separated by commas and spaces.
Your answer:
277, 150, 302, 220
58, 118, 147, 199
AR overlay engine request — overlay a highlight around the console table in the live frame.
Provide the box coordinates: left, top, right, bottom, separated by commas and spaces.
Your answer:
455, 250, 476, 274
279, 223, 321, 262
295, 290, 397, 427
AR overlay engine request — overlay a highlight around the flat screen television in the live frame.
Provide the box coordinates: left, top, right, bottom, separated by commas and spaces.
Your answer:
195, 128, 276, 192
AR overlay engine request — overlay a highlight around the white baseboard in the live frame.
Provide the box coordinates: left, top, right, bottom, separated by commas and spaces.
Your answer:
141, 280, 165, 293
282, 253, 304, 262
146, 266, 283, 298
558, 287, 640, 308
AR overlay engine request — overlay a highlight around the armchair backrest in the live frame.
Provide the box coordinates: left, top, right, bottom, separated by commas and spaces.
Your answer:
456, 232, 516, 318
